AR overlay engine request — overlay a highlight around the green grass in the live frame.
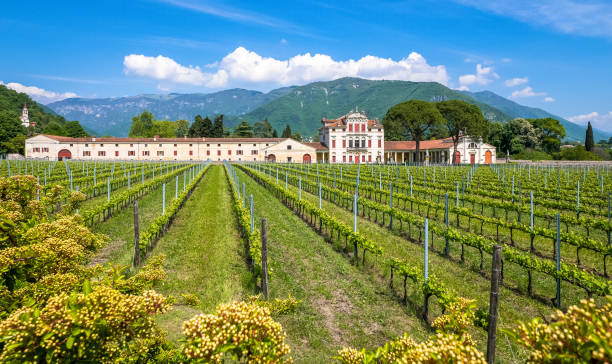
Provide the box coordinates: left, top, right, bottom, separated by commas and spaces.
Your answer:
236, 168, 430, 363
150, 165, 254, 341
88, 171, 183, 267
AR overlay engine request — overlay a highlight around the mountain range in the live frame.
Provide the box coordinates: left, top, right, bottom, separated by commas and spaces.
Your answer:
47, 77, 604, 141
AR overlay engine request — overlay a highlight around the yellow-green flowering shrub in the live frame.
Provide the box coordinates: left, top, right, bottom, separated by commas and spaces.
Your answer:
0, 285, 171, 363
248, 294, 301, 315
182, 301, 292, 363
510, 297, 612, 363
336, 297, 485, 363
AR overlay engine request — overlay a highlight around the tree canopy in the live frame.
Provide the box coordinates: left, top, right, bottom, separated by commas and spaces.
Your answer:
382, 100, 444, 162
281, 124, 292, 138
436, 100, 488, 163
528, 117, 566, 153
253, 119, 274, 138
233, 120, 254, 137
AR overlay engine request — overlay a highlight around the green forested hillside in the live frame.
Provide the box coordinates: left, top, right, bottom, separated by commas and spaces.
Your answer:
463, 90, 609, 141
0, 85, 88, 154
240, 77, 511, 138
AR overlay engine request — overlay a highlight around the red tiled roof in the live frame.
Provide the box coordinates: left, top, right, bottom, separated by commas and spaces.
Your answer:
385, 138, 454, 151
304, 142, 328, 151
38, 134, 286, 143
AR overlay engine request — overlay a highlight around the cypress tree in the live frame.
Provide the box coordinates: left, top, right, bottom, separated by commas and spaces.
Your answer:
281, 124, 292, 138
213, 115, 224, 137
585, 121, 594, 151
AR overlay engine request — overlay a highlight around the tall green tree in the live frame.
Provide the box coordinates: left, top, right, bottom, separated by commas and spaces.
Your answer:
528, 117, 566, 153
585, 121, 594, 151
140, 110, 154, 130
203, 116, 213, 137
382, 100, 444, 163
272, 129, 278, 138
436, 100, 489, 164
0, 110, 25, 154
189, 115, 206, 137
150, 120, 176, 138
501, 118, 541, 155
486, 122, 504, 152
281, 124, 292, 138
43, 122, 67, 136
213, 115, 224, 138
128, 111, 154, 137
233, 121, 254, 137
175, 119, 189, 137
253, 119, 273, 137
64, 120, 88, 137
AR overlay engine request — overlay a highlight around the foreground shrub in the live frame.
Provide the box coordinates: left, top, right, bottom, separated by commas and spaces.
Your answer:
509, 297, 612, 363
336, 298, 485, 364
182, 301, 292, 363
0, 285, 170, 363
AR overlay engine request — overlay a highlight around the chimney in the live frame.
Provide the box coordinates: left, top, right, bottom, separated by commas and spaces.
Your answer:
154, 135, 159, 141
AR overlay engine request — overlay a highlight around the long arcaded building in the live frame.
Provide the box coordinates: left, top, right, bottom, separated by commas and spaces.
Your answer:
25, 109, 496, 164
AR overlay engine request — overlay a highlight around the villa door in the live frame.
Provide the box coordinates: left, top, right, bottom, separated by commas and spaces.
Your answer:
485, 150, 492, 164
470, 154, 475, 164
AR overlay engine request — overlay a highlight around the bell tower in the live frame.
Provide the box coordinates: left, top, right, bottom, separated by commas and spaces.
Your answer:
20, 103, 30, 127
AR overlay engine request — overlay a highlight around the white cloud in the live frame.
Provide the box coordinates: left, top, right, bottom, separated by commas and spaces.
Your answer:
458, 64, 499, 90
544, 96, 555, 102
568, 111, 612, 132
453, 0, 612, 38
123, 47, 449, 89
123, 54, 206, 85
509, 86, 545, 98
0, 81, 77, 104
505, 77, 528, 87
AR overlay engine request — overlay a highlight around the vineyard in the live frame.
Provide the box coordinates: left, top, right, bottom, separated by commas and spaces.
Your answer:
0, 159, 610, 363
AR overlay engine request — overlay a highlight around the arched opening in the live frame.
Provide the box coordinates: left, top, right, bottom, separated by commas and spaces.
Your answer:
58, 149, 72, 160
267, 154, 276, 162
303, 154, 311, 164
454, 151, 461, 164
485, 150, 492, 164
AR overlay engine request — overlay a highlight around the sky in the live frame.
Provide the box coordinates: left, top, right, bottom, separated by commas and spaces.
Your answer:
1, 0, 611, 131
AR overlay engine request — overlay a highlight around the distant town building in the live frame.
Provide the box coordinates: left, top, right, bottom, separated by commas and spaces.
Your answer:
20, 103, 35, 128
25, 108, 496, 164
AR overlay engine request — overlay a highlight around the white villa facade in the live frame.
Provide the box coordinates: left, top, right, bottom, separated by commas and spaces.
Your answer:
25, 109, 496, 164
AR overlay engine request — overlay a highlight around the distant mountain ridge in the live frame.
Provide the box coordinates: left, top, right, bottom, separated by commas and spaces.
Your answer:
48, 87, 294, 136
47, 77, 603, 141
239, 78, 511, 138
462, 90, 605, 142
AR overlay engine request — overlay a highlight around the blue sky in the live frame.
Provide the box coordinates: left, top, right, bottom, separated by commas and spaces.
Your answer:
1, 0, 611, 130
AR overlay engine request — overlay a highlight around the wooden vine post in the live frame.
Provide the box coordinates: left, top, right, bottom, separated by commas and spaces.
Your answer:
353, 194, 358, 261
261, 218, 269, 299
444, 192, 450, 255
133, 201, 140, 267
486, 245, 502, 364
423, 218, 430, 322
556, 213, 562, 308
389, 182, 393, 229
250, 194, 254, 233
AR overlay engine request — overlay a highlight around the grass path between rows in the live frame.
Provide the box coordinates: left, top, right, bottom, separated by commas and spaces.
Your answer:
87, 173, 181, 267
151, 165, 253, 341
236, 168, 429, 363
